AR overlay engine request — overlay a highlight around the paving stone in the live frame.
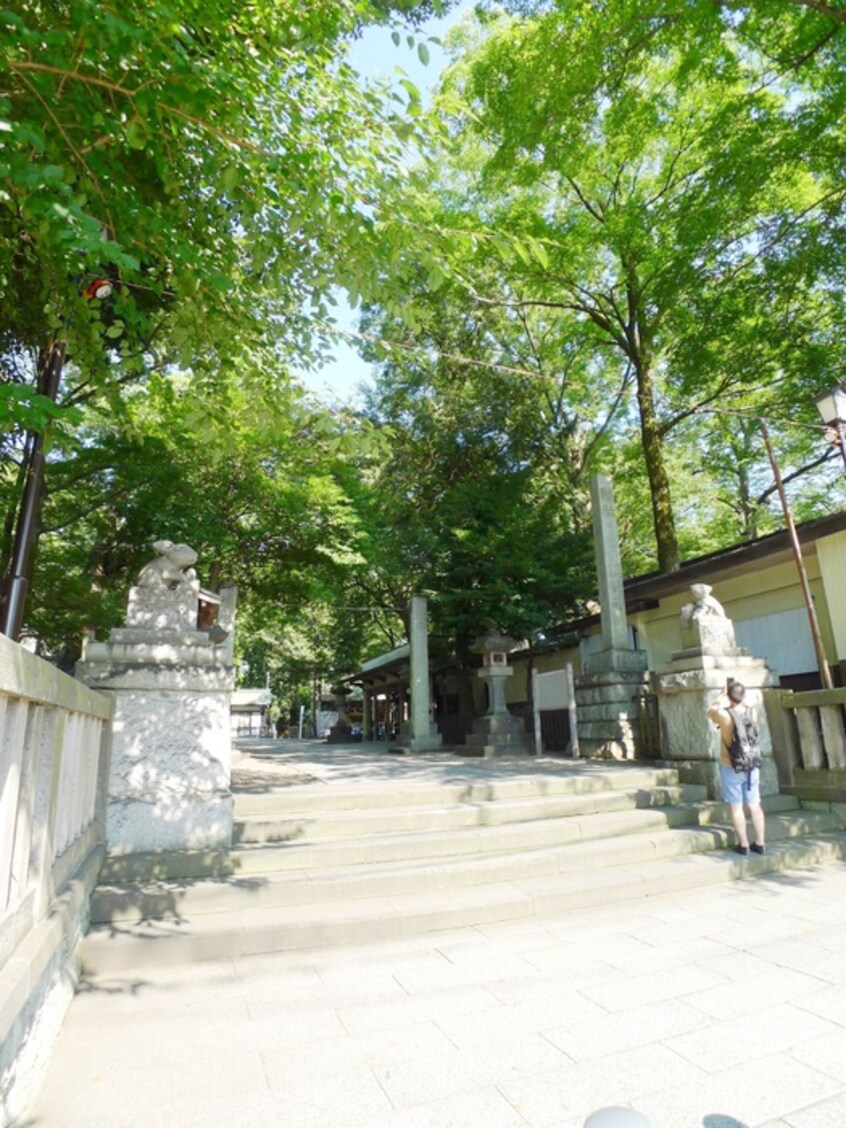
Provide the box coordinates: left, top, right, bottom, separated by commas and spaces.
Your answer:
747, 936, 846, 984
792, 982, 846, 1027
669, 1002, 840, 1073
261, 1018, 455, 1082
499, 1043, 707, 1125
789, 1026, 846, 1085
579, 961, 728, 1013
781, 1092, 846, 1126
684, 966, 830, 1021
336, 983, 500, 1036
381, 1085, 528, 1128
544, 998, 708, 1063
637, 1052, 842, 1128
373, 1039, 569, 1111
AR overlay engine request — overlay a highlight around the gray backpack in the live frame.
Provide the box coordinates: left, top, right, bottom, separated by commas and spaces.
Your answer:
727, 707, 763, 773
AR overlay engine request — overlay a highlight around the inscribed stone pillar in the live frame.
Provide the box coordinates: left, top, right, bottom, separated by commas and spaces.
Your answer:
576, 475, 648, 759
591, 474, 629, 658
391, 597, 442, 752
410, 596, 430, 741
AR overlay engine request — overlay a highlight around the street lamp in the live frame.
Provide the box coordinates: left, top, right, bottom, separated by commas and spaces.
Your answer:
813, 384, 846, 470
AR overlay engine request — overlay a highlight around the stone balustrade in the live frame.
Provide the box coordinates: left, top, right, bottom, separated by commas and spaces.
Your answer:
0, 633, 111, 1127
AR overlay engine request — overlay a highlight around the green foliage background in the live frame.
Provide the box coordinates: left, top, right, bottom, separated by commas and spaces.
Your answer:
2, 0, 845, 716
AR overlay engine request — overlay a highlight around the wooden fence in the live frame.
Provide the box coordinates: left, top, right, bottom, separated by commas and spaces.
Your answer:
767, 686, 846, 800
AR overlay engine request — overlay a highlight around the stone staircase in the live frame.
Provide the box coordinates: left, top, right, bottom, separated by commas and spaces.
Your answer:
81, 761, 846, 974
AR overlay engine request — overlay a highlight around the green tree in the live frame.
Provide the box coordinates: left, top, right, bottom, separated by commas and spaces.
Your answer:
0, 0, 447, 626
434, 9, 845, 570
355, 265, 597, 662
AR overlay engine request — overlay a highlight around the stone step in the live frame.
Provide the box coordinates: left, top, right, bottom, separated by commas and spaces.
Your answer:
231, 794, 804, 874
230, 792, 803, 865
88, 807, 837, 925
80, 831, 846, 973
230, 764, 687, 817
232, 782, 709, 845
95, 788, 799, 885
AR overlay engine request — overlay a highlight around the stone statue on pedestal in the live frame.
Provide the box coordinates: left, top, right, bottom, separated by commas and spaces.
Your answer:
655, 582, 779, 799
679, 584, 737, 655
76, 540, 238, 855
135, 540, 200, 596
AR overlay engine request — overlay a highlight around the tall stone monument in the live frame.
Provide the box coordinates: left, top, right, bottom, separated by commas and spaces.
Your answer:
76, 540, 237, 854
655, 583, 779, 798
576, 475, 648, 758
390, 596, 443, 753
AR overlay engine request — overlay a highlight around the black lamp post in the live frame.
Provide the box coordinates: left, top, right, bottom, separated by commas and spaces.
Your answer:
0, 341, 67, 640
813, 384, 846, 471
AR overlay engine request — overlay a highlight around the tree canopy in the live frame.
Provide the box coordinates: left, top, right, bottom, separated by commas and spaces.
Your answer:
3, 0, 846, 716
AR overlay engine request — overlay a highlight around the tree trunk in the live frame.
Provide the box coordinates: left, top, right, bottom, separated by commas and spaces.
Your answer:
635, 360, 680, 573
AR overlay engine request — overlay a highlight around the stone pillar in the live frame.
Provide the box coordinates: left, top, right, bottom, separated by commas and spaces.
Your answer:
576, 476, 648, 759
218, 583, 238, 666
362, 687, 373, 740
590, 474, 630, 663
75, 541, 236, 855
410, 596, 430, 741
392, 598, 443, 752
654, 584, 780, 798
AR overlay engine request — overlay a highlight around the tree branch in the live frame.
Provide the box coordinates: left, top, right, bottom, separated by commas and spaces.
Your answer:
756, 447, 837, 505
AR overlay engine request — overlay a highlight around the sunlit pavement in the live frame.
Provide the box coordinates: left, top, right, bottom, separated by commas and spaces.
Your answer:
29, 740, 846, 1128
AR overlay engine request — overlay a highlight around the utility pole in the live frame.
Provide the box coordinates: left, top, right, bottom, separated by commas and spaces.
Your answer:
759, 419, 834, 690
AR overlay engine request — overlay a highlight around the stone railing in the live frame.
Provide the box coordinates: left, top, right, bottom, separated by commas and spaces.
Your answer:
766, 687, 846, 798
0, 633, 112, 1127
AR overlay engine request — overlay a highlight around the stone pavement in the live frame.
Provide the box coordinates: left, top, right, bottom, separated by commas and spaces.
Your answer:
29, 860, 846, 1127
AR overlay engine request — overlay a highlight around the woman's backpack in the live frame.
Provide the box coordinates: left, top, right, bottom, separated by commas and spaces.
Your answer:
727, 706, 763, 773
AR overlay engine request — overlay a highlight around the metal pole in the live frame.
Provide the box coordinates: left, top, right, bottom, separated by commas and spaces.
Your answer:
759, 419, 834, 690
0, 340, 66, 640
836, 420, 846, 472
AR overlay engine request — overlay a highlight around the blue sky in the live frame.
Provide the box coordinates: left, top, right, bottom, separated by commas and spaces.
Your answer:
297, 1, 477, 403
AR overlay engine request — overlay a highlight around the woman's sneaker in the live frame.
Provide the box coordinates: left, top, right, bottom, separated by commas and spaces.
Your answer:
734, 845, 750, 856
751, 843, 767, 855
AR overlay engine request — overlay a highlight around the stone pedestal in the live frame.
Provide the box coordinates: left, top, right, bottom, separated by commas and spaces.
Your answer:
576, 666, 650, 760
462, 707, 526, 757
655, 650, 780, 800
76, 558, 237, 855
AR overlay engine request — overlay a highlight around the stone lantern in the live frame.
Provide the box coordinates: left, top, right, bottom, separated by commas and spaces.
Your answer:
473, 628, 518, 716
461, 628, 527, 757
326, 684, 352, 743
